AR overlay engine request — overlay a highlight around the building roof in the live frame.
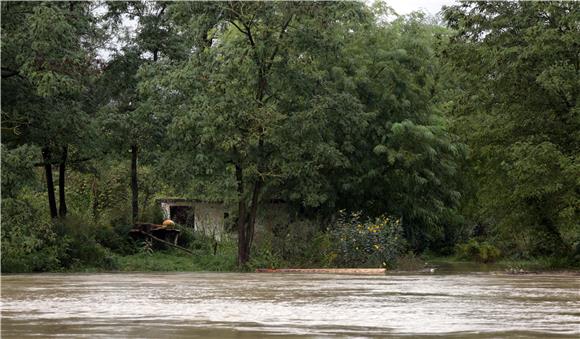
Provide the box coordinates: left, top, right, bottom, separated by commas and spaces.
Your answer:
155, 198, 223, 204
155, 197, 287, 204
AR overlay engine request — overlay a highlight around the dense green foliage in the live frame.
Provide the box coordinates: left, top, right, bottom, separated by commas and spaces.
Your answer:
332, 213, 406, 268
455, 239, 501, 264
1, 1, 578, 272
443, 2, 579, 259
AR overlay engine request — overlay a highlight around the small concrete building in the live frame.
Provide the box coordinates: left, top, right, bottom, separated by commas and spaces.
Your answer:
156, 198, 289, 240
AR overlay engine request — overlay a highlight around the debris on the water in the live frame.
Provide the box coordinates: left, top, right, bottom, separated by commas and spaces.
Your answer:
255, 268, 386, 275
505, 267, 536, 275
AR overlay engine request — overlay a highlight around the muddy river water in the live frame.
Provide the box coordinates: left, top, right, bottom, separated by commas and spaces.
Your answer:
1, 272, 579, 338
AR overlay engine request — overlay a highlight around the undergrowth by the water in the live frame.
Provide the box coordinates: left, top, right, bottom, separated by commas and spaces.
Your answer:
70, 252, 576, 273
2, 196, 576, 273
116, 250, 237, 272
498, 256, 580, 271
425, 254, 580, 272
116, 252, 194, 271
394, 252, 425, 271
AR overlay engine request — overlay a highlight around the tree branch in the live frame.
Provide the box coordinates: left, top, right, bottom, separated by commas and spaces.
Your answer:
1, 67, 20, 79
228, 19, 249, 36
34, 156, 92, 167
242, 20, 256, 48
265, 14, 294, 73
156, 3, 167, 18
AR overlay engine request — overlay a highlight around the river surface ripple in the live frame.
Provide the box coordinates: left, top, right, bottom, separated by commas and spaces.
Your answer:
1, 272, 579, 338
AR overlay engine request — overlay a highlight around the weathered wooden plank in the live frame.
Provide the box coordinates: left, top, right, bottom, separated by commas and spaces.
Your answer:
255, 268, 385, 275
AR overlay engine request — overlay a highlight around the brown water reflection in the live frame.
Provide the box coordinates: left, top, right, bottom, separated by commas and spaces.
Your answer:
1, 272, 579, 338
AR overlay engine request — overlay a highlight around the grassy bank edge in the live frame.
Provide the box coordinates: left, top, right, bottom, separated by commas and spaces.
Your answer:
424, 255, 580, 272
60, 251, 580, 274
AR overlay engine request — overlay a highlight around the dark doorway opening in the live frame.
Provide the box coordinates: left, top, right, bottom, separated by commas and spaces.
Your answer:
170, 205, 194, 227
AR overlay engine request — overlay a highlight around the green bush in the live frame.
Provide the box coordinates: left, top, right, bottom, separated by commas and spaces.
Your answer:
95, 223, 139, 256
1, 197, 66, 272
500, 256, 579, 271
54, 216, 119, 270
174, 223, 195, 248
331, 212, 407, 268
249, 243, 285, 270
1, 195, 122, 272
189, 230, 216, 254
139, 201, 165, 225
117, 235, 238, 272
196, 235, 237, 271
194, 244, 237, 271
395, 252, 425, 271
269, 220, 335, 268
117, 252, 195, 271
455, 239, 501, 263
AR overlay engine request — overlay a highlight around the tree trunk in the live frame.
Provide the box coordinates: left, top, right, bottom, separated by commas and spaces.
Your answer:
246, 180, 262, 255
58, 145, 68, 218
131, 144, 139, 223
42, 147, 58, 219
92, 175, 99, 221
235, 164, 249, 267
542, 216, 568, 255
247, 137, 264, 254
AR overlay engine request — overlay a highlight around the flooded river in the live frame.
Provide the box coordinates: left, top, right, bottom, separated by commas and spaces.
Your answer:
1, 272, 579, 338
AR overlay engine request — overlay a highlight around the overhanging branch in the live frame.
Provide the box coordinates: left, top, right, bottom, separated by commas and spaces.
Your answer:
1, 67, 20, 78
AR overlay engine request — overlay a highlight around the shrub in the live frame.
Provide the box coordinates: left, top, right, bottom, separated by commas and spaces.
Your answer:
1, 195, 124, 272
54, 216, 119, 270
95, 223, 139, 256
331, 212, 407, 268
117, 252, 194, 271
139, 201, 165, 225
194, 236, 237, 271
248, 246, 284, 270
270, 220, 335, 268
1, 197, 66, 272
500, 256, 579, 271
455, 239, 501, 263
395, 252, 425, 271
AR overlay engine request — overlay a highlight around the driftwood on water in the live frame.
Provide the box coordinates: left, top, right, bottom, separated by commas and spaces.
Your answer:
255, 268, 386, 275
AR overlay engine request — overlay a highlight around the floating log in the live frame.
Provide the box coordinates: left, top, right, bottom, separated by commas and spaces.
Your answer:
255, 268, 385, 275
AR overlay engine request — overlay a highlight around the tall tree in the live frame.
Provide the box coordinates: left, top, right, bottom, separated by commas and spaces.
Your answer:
291, 6, 466, 251
98, 1, 186, 223
444, 1, 579, 256
1, 1, 100, 219
142, 1, 373, 266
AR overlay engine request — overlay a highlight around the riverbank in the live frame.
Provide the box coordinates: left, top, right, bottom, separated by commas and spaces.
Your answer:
64, 251, 579, 275
115, 251, 237, 272
424, 255, 580, 275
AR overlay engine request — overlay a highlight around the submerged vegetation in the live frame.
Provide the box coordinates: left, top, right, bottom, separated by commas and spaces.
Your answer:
1, 1, 579, 273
